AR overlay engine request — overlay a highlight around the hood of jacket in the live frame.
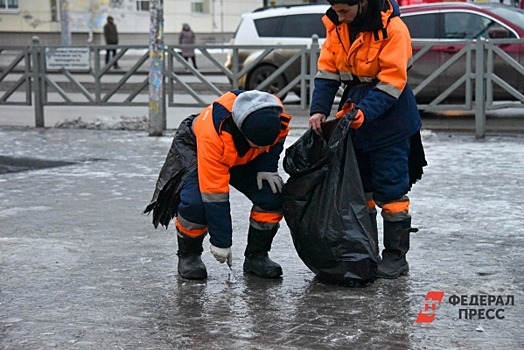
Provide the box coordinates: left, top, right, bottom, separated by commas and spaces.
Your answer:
324, 0, 400, 33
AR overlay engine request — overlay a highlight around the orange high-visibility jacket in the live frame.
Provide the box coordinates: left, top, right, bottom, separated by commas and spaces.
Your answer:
318, 3, 412, 98
311, 0, 421, 150
191, 90, 291, 247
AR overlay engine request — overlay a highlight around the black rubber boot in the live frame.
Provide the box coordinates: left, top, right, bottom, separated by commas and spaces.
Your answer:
177, 233, 207, 280
376, 218, 416, 279
243, 226, 282, 278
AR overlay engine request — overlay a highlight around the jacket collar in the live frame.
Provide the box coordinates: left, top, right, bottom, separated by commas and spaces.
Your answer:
323, 0, 399, 32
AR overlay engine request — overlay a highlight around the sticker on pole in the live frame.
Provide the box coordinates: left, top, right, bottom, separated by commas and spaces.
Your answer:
45, 47, 90, 71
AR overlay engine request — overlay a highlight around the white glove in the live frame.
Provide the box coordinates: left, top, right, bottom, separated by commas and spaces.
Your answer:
210, 244, 233, 267
256, 172, 284, 193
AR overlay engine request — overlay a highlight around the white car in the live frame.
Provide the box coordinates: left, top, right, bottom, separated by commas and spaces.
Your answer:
225, 4, 329, 99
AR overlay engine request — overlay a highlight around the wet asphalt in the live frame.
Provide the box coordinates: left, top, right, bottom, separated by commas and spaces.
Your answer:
0, 115, 523, 349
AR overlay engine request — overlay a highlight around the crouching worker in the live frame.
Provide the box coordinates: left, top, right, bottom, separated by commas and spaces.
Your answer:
144, 90, 292, 280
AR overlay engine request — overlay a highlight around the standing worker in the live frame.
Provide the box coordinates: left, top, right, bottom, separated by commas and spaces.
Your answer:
103, 16, 120, 69
309, 0, 426, 279
144, 90, 292, 280
179, 23, 197, 69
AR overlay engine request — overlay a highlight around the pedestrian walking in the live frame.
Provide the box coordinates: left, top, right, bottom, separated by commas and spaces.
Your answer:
103, 16, 120, 69
144, 90, 292, 280
179, 23, 197, 69
308, 0, 427, 279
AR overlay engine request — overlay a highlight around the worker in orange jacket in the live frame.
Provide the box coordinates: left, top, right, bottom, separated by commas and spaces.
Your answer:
309, 0, 426, 279
145, 90, 292, 280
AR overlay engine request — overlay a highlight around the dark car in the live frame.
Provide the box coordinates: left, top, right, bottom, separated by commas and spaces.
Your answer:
401, 2, 524, 102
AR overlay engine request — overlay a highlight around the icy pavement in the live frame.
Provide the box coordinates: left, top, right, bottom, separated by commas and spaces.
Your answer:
0, 125, 523, 349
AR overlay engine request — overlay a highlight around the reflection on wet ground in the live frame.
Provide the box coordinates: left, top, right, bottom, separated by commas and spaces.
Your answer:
0, 127, 523, 349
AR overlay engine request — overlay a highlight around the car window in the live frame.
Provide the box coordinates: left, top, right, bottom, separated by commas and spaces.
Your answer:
443, 12, 513, 39
254, 16, 282, 37
402, 13, 439, 39
490, 6, 524, 31
444, 13, 485, 39
254, 14, 326, 39
281, 14, 326, 38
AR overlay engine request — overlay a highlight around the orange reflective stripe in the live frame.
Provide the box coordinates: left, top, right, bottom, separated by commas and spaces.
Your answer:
175, 220, 207, 238
382, 200, 410, 215
250, 211, 283, 224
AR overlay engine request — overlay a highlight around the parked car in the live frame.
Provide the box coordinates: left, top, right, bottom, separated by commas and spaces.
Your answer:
401, 2, 524, 102
224, 4, 329, 99
226, 2, 524, 103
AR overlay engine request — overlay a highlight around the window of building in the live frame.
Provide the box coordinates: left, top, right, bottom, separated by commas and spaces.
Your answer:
0, 0, 19, 10
136, 0, 150, 11
191, 0, 209, 14
50, 0, 58, 22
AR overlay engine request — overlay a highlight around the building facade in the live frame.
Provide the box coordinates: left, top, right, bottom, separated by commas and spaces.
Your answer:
0, 0, 311, 45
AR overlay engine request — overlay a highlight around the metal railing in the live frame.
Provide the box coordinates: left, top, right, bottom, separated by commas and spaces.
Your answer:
0, 37, 523, 138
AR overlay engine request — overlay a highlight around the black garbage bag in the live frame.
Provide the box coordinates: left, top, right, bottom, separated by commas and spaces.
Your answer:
282, 117, 379, 287
143, 115, 198, 229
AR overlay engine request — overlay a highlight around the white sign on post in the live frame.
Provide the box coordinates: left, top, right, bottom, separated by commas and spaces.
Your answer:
45, 47, 91, 71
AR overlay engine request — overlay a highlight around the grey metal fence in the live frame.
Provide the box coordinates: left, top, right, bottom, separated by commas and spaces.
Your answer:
1, 37, 523, 138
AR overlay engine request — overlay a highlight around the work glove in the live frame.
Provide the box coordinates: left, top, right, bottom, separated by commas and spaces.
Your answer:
348, 109, 365, 129
336, 99, 364, 129
256, 172, 284, 194
336, 99, 356, 119
210, 244, 233, 267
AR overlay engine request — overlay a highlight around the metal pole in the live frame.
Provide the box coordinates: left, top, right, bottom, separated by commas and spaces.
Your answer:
148, 0, 166, 136
309, 35, 319, 107
60, 0, 72, 46
31, 36, 45, 128
87, 0, 94, 43
474, 39, 486, 139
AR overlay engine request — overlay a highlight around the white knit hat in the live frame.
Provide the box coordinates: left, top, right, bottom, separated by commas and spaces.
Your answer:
232, 91, 282, 128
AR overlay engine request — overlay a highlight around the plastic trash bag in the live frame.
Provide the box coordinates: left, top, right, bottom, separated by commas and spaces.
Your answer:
282, 117, 379, 287
144, 115, 197, 228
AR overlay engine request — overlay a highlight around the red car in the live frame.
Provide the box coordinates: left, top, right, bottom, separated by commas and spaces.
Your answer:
400, 2, 524, 102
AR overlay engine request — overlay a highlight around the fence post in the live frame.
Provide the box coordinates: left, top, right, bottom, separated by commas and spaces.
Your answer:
31, 36, 45, 128
148, 0, 166, 136
309, 35, 319, 105
474, 38, 486, 139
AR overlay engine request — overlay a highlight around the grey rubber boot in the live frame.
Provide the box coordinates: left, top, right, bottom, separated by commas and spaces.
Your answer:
243, 226, 283, 278
177, 233, 207, 280
376, 218, 417, 279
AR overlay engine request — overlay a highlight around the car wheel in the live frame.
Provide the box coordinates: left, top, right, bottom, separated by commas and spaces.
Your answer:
247, 65, 288, 100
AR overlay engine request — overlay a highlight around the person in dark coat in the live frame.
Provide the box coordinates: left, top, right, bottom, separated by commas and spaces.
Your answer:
103, 16, 120, 69
179, 23, 197, 69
